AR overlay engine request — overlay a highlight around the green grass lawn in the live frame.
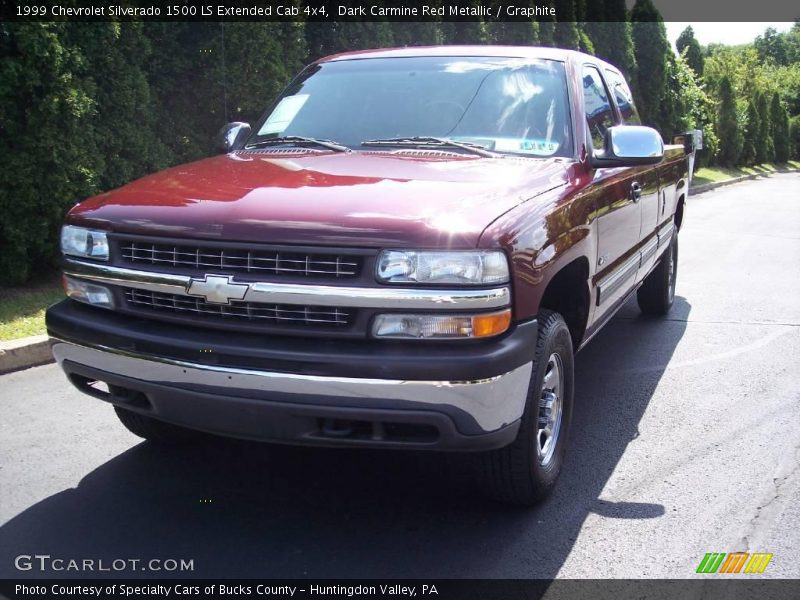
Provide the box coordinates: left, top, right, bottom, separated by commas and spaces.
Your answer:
693, 160, 800, 186
0, 278, 64, 341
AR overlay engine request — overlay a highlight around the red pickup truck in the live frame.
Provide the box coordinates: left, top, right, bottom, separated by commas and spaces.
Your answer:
47, 46, 690, 505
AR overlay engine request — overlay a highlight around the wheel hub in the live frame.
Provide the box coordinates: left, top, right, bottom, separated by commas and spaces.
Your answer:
537, 353, 564, 466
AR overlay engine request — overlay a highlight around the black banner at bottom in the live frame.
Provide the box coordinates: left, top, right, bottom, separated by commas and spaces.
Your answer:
3, 580, 800, 600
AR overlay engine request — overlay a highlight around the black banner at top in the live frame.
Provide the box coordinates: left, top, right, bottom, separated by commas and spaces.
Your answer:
2, 0, 799, 22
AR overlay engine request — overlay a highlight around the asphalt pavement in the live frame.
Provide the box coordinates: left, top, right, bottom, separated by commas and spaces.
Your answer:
1, 172, 798, 579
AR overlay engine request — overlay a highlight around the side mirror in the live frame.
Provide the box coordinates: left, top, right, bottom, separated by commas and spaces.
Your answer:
592, 125, 664, 168
214, 122, 251, 153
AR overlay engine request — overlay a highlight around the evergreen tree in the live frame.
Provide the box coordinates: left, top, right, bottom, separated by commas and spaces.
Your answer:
584, 0, 636, 81
577, 27, 594, 54
485, 20, 539, 45
771, 92, 791, 163
741, 99, 760, 166
440, 20, 488, 45
390, 22, 443, 47
631, 0, 669, 134
755, 91, 774, 163
656, 53, 681, 138
304, 21, 394, 59
65, 23, 171, 191
537, 13, 556, 47
0, 23, 100, 283
716, 76, 741, 167
553, 0, 580, 50
789, 115, 800, 159
676, 26, 704, 76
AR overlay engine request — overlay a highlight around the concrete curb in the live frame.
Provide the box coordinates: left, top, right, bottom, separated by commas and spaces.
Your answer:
690, 168, 800, 195
0, 334, 53, 375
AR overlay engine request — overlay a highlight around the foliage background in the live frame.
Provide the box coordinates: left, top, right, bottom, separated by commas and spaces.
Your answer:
1, 9, 799, 285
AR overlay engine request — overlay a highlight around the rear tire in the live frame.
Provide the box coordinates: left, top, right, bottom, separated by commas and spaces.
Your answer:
480, 310, 574, 506
637, 230, 678, 316
114, 407, 200, 444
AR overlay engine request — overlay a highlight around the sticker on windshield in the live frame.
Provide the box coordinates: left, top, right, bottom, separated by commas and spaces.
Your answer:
494, 138, 560, 156
258, 95, 309, 135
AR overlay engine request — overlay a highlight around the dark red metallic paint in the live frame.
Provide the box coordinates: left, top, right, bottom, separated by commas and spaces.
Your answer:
64, 47, 689, 345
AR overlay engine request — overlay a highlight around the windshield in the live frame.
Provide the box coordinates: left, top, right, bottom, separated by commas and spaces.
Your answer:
251, 56, 573, 158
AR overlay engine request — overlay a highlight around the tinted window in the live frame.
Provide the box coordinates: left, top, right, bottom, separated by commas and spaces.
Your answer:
605, 69, 641, 125
252, 57, 573, 158
582, 65, 615, 151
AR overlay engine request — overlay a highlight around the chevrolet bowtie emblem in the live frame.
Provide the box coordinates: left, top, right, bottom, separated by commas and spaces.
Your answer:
186, 275, 248, 305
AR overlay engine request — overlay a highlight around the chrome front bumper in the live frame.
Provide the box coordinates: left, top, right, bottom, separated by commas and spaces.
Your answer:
52, 340, 532, 448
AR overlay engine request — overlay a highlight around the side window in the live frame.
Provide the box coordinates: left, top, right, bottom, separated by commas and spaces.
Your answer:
582, 65, 616, 152
605, 69, 641, 125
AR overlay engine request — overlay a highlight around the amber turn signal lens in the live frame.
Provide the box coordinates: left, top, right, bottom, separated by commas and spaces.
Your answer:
471, 309, 512, 338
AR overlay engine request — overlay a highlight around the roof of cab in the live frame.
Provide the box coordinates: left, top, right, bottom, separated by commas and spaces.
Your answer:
317, 45, 599, 66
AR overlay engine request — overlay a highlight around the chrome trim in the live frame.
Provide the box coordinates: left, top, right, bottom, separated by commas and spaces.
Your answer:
640, 236, 659, 265
596, 252, 639, 306
52, 340, 532, 433
63, 258, 511, 310
64, 259, 191, 294
657, 221, 675, 248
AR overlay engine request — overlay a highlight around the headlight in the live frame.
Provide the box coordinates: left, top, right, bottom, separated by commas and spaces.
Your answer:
376, 250, 509, 285
60, 225, 109, 261
63, 275, 114, 309
372, 309, 511, 340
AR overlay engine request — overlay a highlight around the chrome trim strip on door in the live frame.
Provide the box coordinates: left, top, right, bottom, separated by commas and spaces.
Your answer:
640, 236, 659, 265
596, 252, 640, 306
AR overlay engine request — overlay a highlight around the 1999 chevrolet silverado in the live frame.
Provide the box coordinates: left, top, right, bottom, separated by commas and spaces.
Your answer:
46, 46, 691, 505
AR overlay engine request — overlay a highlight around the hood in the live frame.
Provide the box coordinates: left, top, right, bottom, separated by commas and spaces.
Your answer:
68, 149, 570, 248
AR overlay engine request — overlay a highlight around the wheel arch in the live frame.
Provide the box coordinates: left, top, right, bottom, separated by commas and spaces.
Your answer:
538, 256, 591, 352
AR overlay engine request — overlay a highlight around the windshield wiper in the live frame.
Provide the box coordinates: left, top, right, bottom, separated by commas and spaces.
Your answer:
361, 136, 498, 158
246, 135, 350, 153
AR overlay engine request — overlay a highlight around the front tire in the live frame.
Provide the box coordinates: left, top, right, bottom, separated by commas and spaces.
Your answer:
114, 407, 200, 444
637, 229, 678, 316
481, 310, 574, 506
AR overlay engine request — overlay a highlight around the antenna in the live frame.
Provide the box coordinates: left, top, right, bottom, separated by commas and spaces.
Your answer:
221, 22, 228, 122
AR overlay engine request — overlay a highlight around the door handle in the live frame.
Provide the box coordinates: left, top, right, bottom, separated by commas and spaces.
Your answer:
630, 181, 642, 203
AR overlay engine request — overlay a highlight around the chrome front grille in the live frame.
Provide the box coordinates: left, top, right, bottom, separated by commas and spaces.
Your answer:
124, 288, 353, 328
119, 241, 361, 279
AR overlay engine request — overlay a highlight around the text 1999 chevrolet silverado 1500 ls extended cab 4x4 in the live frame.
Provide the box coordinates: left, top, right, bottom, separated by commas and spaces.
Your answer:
46, 46, 691, 505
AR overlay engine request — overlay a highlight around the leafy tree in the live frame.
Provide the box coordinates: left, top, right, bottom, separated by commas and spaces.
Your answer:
630, 0, 669, 134
754, 27, 789, 66
663, 51, 718, 166
771, 92, 791, 163
485, 20, 539, 45
716, 76, 741, 167
740, 99, 760, 166
676, 26, 704, 76
772, 63, 800, 116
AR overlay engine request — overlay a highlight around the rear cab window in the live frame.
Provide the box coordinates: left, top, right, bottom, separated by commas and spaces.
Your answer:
604, 69, 641, 126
